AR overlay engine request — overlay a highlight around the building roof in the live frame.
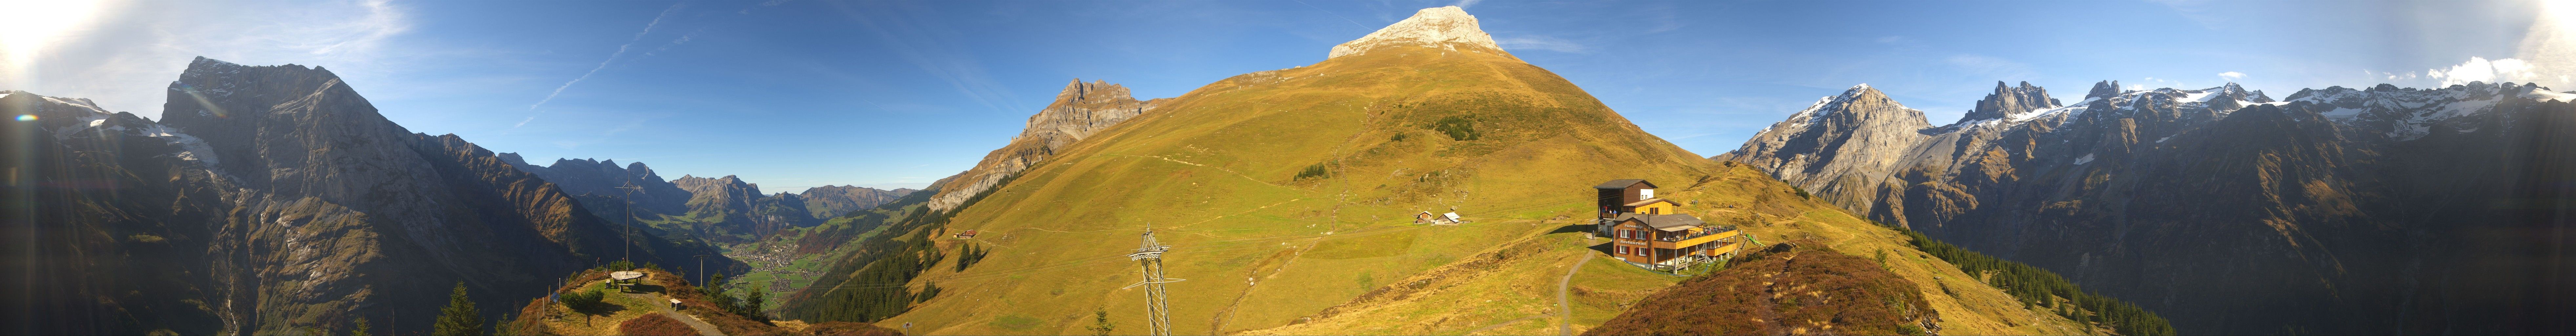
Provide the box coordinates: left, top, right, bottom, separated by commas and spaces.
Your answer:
1624, 198, 1675, 207
1594, 179, 1658, 189
609, 271, 645, 281
1616, 214, 1707, 231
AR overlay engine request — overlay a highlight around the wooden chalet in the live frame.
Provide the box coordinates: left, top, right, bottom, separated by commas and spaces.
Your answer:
953, 229, 979, 239
1594, 179, 1746, 270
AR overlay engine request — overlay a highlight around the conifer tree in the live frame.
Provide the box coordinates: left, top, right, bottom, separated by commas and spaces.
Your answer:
350, 317, 372, 336
434, 282, 485, 336
1085, 307, 1115, 336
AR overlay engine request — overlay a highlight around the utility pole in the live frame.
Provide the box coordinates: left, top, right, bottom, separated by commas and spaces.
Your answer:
618, 184, 644, 265
1122, 223, 1184, 336
694, 255, 712, 287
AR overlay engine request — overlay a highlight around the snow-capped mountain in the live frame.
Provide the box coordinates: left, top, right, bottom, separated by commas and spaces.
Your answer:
1718, 79, 2576, 334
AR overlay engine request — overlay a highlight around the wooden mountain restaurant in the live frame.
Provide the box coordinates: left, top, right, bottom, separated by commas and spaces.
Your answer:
1594, 179, 1748, 270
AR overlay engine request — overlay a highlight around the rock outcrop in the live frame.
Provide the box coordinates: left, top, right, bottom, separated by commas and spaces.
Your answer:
0, 57, 736, 335
1962, 81, 2061, 122
1326, 6, 1507, 59
925, 79, 1158, 211
1718, 79, 2576, 334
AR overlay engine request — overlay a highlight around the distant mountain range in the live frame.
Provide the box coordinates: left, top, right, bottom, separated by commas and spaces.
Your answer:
497, 155, 914, 243
1720, 79, 2576, 334
0, 57, 741, 335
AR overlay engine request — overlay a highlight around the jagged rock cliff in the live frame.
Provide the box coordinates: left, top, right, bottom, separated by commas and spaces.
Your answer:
0, 58, 736, 335
925, 79, 1159, 211
1719, 79, 2576, 334
1720, 84, 1932, 210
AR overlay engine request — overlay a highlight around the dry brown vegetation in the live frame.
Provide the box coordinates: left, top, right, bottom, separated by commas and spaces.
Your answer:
617, 314, 698, 336
1585, 241, 1935, 336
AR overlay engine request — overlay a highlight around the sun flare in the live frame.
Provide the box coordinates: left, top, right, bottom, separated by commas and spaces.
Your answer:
0, 0, 109, 74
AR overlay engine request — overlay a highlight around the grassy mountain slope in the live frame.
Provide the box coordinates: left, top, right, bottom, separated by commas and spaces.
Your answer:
781, 44, 2083, 335
1245, 163, 2092, 335
833, 45, 1708, 335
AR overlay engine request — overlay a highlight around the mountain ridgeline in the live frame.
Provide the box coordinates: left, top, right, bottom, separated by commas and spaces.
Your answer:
498, 154, 915, 243
1721, 80, 2576, 334
0, 58, 744, 335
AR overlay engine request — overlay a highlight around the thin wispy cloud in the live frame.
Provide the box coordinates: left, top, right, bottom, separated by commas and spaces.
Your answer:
1496, 36, 1590, 53
1944, 54, 2035, 81
524, 2, 687, 116
2218, 71, 2245, 80
1451, 0, 1484, 9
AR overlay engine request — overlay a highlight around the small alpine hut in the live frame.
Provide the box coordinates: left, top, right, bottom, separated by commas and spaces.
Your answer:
954, 229, 979, 239
1416, 211, 1439, 224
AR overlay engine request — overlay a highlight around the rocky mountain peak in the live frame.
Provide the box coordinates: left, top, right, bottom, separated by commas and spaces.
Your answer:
1794, 84, 1907, 118
675, 174, 762, 196
1326, 6, 1504, 59
1058, 79, 1133, 105
496, 152, 530, 166
1962, 81, 2060, 123
927, 78, 1159, 211
1717, 83, 1932, 195
2086, 80, 2124, 100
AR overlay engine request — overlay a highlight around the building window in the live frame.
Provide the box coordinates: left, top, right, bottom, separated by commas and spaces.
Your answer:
1616, 246, 1628, 255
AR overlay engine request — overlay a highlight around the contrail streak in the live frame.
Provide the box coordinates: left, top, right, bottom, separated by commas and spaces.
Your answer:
521, 2, 687, 122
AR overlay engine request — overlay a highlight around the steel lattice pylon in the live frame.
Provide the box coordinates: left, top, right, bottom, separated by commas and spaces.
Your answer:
1123, 225, 1185, 336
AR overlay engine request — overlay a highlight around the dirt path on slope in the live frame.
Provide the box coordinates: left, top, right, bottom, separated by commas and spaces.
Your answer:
626, 292, 724, 336
1559, 253, 1592, 335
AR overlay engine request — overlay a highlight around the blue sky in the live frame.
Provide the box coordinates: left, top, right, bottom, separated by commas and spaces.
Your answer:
3, 0, 2562, 191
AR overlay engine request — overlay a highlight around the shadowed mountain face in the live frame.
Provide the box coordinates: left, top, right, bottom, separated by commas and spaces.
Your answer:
1720, 80, 2576, 334
0, 57, 738, 335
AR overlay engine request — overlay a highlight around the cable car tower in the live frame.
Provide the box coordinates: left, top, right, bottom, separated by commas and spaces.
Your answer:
1122, 223, 1184, 336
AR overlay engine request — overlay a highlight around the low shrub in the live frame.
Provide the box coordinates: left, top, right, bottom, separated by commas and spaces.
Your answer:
561, 288, 606, 311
